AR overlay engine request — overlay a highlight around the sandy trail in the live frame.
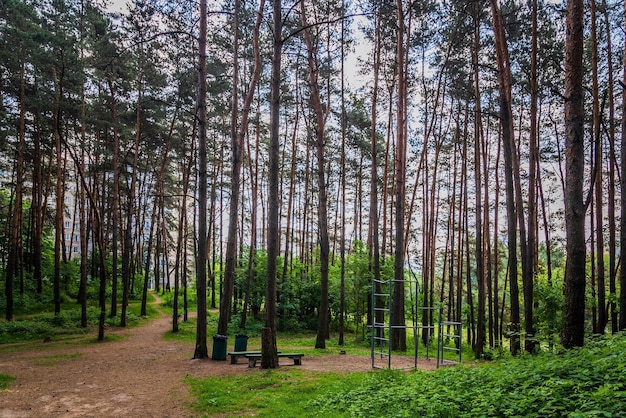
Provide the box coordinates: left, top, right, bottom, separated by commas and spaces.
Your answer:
0, 299, 437, 417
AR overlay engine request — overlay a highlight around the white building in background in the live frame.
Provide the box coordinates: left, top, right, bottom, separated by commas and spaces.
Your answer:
62, 182, 81, 260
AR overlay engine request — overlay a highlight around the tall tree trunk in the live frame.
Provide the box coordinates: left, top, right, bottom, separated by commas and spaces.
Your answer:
461, 107, 475, 347
174, 139, 193, 332
78, 29, 88, 326
525, 0, 539, 353
370, 5, 383, 338
602, 0, 617, 334
5, 64, 27, 321
262, 0, 281, 369
194, 0, 209, 359
242, 1, 265, 329
299, 0, 331, 350
382, 85, 393, 259
472, 3, 485, 359
52, 67, 65, 317
620, 0, 626, 332
493, 134, 501, 347
122, 70, 142, 328
392, 0, 407, 352
219, 0, 241, 336
489, 0, 521, 355
561, 0, 586, 348
107, 78, 119, 319
590, 0, 606, 334
482, 108, 494, 348
338, 4, 346, 346
33, 112, 44, 295
445, 121, 460, 331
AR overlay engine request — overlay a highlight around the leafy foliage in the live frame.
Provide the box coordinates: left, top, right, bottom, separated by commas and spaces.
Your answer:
0, 309, 95, 343
0, 296, 155, 343
313, 333, 626, 417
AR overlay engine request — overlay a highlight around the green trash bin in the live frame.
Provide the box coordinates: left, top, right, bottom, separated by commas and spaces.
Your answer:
234, 334, 249, 352
212, 334, 228, 360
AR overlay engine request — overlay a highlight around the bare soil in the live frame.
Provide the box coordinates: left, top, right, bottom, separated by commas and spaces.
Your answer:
0, 299, 437, 417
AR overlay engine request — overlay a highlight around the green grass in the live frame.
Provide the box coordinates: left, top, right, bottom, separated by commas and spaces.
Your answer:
187, 368, 370, 417
0, 373, 15, 390
32, 352, 82, 366
187, 333, 626, 417
0, 292, 160, 344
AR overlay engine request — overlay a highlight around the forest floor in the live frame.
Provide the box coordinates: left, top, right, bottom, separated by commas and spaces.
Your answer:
0, 297, 437, 417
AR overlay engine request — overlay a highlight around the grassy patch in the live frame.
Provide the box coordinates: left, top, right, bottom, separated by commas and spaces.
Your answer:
164, 316, 198, 341
0, 311, 93, 344
0, 296, 158, 344
0, 373, 16, 390
32, 352, 82, 366
313, 333, 626, 417
187, 368, 369, 417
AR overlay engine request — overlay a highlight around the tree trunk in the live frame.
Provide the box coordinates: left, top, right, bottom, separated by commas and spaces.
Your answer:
262, 0, 281, 369
5, 64, 27, 321
370, 6, 383, 339
525, 0, 539, 353
121, 71, 142, 328
173, 138, 193, 332
338, 7, 346, 346
392, 0, 407, 352
492, 130, 501, 348
489, 0, 521, 355
52, 67, 65, 317
590, 0, 606, 334
620, 0, 626, 332
78, 41, 88, 327
33, 112, 44, 295
219, 0, 241, 336
194, 0, 209, 359
298, 0, 331, 350
561, 0, 586, 348
105, 77, 120, 319
472, 3, 485, 359
602, 0, 617, 334
237, 0, 264, 331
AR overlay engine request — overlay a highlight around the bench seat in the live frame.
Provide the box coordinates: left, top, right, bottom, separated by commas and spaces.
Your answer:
245, 352, 304, 368
227, 351, 262, 364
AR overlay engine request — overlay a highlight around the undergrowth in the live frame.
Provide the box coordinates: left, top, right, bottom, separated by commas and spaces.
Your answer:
0, 294, 158, 344
187, 333, 626, 417
313, 333, 626, 417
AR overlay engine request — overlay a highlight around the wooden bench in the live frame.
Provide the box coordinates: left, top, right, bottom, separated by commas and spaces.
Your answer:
245, 353, 304, 368
228, 350, 283, 364
227, 351, 261, 364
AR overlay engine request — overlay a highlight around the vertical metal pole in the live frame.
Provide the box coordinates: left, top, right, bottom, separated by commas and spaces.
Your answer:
413, 278, 418, 369
457, 322, 463, 364
371, 279, 375, 368
388, 278, 392, 368
437, 318, 442, 368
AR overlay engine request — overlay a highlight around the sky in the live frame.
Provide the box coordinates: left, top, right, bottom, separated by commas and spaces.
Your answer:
106, 0, 128, 14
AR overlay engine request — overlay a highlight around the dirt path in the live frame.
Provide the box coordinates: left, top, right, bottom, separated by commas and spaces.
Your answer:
0, 299, 438, 417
